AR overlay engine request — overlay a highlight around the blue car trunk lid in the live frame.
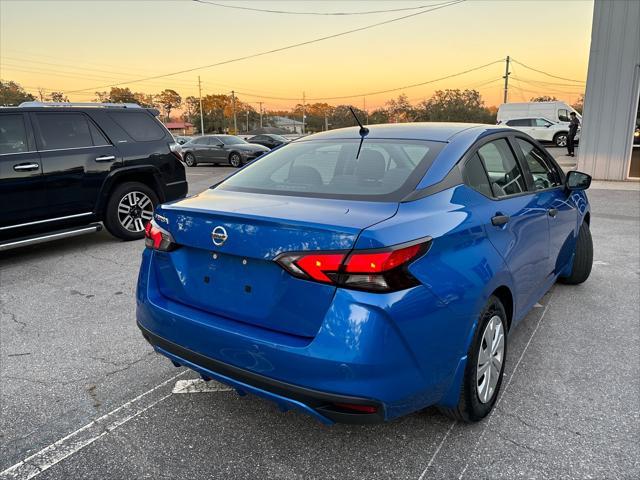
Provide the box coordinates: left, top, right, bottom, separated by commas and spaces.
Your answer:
151, 189, 398, 338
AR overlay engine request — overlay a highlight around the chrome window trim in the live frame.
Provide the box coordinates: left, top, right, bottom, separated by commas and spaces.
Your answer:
0, 150, 39, 156
37, 145, 113, 153
0, 212, 93, 231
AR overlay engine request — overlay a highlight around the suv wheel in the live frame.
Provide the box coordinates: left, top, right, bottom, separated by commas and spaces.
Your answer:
554, 133, 568, 147
184, 153, 197, 167
439, 296, 507, 422
229, 152, 243, 168
104, 182, 159, 240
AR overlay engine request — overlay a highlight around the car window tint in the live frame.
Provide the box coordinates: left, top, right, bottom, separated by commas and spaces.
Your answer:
218, 139, 443, 201
516, 138, 562, 190
36, 113, 93, 149
108, 111, 165, 141
464, 153, 493, 197
0, 114, 29, 154
88, 121, 109, 145
534, 118, 552, 127
477, 139, 526, 197
506, 119, 531, 127
558, 109, 570, 122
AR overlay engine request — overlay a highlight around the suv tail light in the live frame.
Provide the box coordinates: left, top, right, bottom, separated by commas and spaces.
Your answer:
169, 142, 182, 161
275, 238, 431, 293
144, 219, 178, 252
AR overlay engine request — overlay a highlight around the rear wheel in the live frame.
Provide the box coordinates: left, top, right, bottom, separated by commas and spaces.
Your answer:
229, 152, 243, 168
104, 182, 158, 240
559, 221, 593, 284
184, 153, 197, 167
440, 296, 507, 423
554, 133, 568, 147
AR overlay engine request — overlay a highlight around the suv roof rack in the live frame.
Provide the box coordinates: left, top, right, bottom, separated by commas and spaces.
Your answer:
18, 101, 143, 109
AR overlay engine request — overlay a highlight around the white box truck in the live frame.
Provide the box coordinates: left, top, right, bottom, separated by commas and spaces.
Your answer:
497, 101, 581, 125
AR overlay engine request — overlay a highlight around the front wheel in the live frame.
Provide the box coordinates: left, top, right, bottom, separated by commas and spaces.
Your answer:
104, 182, 159, 241
558, 221, 593, 284
554, 133, 568, 147
439, 296, 507, 423
229, 152, 243, 168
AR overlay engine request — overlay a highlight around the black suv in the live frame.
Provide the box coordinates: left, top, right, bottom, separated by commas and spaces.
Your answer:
0, 102, 187, 251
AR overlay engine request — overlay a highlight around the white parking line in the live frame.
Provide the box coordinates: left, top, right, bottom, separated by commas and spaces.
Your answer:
0, 371, 188, 480
172, 378, 232, 393
416, 291, 555, 480
457, 292, 555, 480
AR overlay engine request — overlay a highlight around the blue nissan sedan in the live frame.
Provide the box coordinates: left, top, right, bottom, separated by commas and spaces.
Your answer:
137, 123, 593, 424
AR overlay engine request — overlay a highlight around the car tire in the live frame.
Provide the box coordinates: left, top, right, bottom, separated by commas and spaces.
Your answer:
439, 295, 507, 423
558, 221, 593, 285
184, 153, 197, 167
229, 152, 243, 168
104, 182, 159, 241
553, 133, 568, 147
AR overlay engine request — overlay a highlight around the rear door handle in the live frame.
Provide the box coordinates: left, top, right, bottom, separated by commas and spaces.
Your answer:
95, 155, 116, 162
548, 208, 558, 218
491, 214, 510, 226
13, 163, 40, 172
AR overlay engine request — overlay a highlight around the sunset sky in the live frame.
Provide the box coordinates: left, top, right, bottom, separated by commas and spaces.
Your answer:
0, 0, 594, 110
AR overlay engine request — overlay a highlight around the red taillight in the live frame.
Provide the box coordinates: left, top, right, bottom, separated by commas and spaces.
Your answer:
295, 253, 345, 283
144, 219, 177, 252
275, 239, 430, 293
344, 244, 422, 273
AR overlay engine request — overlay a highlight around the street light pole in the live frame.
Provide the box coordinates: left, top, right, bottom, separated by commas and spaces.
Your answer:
198, 76, 204, 135
246, 110, 249, 132
503, 55, 510, 104
231, 90, 237, 134
258, 101, 263, 128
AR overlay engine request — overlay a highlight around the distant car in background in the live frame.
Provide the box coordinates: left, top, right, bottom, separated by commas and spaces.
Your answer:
501, 117, 578, 147
247, 134, 289, 149
497, 101, 581, 125
634, 125, 639, 145
180, 135, 269, 168
175, 135, 193, 145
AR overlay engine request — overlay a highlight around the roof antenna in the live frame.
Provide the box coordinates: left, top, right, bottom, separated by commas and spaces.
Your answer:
349, 106, 369, 159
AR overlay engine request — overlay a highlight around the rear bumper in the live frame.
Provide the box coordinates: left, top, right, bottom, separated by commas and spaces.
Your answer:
136, 249, 468, 423
138, 321, 384, 424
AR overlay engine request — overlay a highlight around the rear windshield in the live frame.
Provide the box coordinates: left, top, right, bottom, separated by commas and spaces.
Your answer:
217, 139, 443, 201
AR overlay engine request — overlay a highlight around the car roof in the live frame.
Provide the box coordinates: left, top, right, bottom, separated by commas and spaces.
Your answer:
304, 122, 510, 143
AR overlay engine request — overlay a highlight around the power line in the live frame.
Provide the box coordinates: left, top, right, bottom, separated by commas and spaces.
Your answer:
510, 77, 584, 95
64, 0, 466, 94
234, 59, 502, 102
192, 0, 456, 16
510, 58, 586, 84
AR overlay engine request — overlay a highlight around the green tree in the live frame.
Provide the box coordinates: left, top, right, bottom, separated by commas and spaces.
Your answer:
108, 87, 137, 103
330, 105, 367, 129
419, 89, 494, 123
0, 80, 35, 105
572, 94, 584, 114
133, 92, 157, 108
530, 95, 558, 102
368, 108, 389, 125
48, 91, 69, 102
156, 89, 182, 121
385, 94, 415, 123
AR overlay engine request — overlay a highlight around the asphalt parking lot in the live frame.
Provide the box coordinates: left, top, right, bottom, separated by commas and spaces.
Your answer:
1, 161, 638, 480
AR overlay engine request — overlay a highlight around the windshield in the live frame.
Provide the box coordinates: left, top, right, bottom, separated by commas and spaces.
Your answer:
217, 139, 443, 201
271, 134, 287, 142
219, 135, 247, 145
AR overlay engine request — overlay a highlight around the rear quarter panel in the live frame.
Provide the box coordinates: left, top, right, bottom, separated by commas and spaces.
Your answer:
355, 185, 514, 391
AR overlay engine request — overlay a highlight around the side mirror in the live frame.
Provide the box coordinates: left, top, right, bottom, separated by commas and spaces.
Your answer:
565, 170, 591, 191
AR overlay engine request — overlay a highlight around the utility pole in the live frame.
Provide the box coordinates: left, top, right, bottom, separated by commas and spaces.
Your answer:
363, 96, 368, 124
258, 101, 263, 128
198, 76, 204, 135
246, 110, 249, 132
503, 55, 510, 104
231, 90, 237, 134
301, 91, 306, 135
324, 113, 329, 131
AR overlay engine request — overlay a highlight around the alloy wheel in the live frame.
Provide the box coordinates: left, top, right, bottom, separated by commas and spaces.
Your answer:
230, 154, 242, 167
185, 154, 196, 167
556, 135, 567, 147
476, 315, 505, 404
117, 191, 154, 233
